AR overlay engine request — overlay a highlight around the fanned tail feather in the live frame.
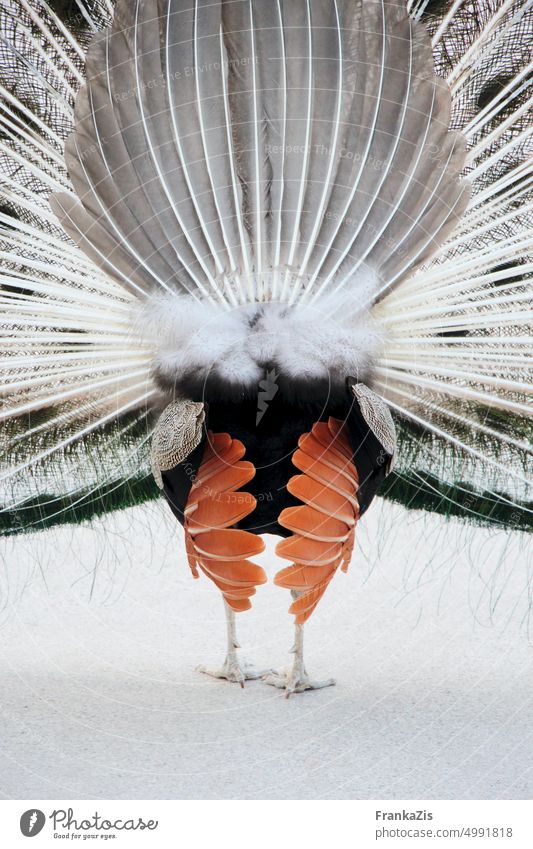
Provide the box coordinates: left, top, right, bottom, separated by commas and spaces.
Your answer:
0, 0, 531, 533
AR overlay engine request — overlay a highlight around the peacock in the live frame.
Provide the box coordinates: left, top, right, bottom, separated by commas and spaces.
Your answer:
0, 0, 531, 695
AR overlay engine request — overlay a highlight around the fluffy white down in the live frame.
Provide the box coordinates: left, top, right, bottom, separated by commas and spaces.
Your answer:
137, 284, 384, 389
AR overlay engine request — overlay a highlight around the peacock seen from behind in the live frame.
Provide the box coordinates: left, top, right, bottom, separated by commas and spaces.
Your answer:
1, 0, 531, 695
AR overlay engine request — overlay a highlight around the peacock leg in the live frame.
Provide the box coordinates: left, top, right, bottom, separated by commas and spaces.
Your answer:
263, 592, 336, 697
197, 600, 266, 687
186, 431, 269, 685
264, 418, 358, 696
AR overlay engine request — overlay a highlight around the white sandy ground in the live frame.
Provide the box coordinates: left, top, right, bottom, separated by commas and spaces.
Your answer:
0, 498, 531, 800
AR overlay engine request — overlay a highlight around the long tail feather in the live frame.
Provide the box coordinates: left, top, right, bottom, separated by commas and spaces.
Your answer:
0, 0, 531, 532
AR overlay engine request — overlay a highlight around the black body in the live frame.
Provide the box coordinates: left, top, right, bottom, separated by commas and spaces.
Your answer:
161, 379, 392, 536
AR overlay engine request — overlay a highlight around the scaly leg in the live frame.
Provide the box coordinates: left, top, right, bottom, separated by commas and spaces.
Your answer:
263, 592, 336, 698
187, 432, 268, 685
197, 600, 266, 687
265, 418, 358, 696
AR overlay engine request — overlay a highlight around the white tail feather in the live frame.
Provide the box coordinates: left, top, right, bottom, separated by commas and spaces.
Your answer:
0, 0, 531, 526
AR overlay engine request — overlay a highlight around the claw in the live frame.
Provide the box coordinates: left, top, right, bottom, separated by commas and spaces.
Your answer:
197, 654, 269, 686
262, 667, 336, 696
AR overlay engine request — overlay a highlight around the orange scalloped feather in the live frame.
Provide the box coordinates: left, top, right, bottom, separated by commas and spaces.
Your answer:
184, 432, 266, 612
274, 417, 359, 624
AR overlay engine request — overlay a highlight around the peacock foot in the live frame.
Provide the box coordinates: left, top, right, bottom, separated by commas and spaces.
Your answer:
262, 666, 336, 698
197, 653, 269, 688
